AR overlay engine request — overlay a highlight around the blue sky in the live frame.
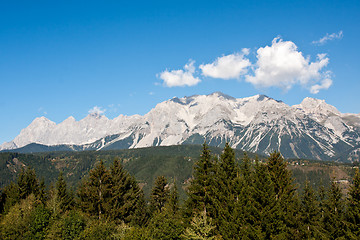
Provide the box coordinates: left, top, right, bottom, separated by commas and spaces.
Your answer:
0, 0, 359, 144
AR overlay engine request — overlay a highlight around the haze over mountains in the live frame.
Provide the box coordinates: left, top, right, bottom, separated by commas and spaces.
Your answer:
1, 92, 360, 161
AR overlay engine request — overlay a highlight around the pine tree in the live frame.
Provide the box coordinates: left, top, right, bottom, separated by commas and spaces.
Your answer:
78, 160, 112, 220
150, 175, 170, 214
346, 168, 360, 238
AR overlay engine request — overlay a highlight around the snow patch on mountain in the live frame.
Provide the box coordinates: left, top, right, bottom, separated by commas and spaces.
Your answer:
1, 92, 360, 161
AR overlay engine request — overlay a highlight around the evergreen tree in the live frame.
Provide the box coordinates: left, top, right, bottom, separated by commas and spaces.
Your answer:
212, 143, 241, 239
109, 158, 147, 225
234, 154, 264, 239
17, 167, 39, 200
78, 160, 112, 220
299, 181, 325, 239
323, 180, 346, 239
252, 157, 278, 239
186, 143, 216, 216
346, 168, 360, 238
1, 182, 19, 215
147, 178, 184, 239
182, 210, 220, 240
38, 178, 47, 205
56, 172, 73, 212
266, 151, 299, 238
240, 152, 252, 182
168, 180, 180, 214
0, 188, 5, 215
150, 175, 170, 214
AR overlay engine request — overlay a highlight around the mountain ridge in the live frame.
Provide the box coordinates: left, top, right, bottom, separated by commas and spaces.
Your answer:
2, 92, 360, 161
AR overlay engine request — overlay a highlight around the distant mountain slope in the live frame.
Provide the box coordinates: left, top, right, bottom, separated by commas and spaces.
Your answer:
0, 145, 256, 199
1, 92, 360, 160
0, 145, 354, 200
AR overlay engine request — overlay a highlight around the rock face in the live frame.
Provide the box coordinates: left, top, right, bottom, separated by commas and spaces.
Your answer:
1, 92, 360, 160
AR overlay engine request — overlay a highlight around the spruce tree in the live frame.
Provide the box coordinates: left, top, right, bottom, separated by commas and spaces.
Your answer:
266, 151, 299, 238
186, 143, 216, 217
234, 154, 264, 239
346, 169, 360, 238
252, 157, 278, 239
182, 210, 220, 240
147, 186, 184, 240
299, 181, 325, 239
78, 160, 112, 220
37, 178, 47, 205
17, 167, 39, 200
150, 175, 170, 214
213, 143, 240, 239
56, 172, 73, 212
109, 158, 147, 224
323, 180, 346, 239
168, 180, 180, 214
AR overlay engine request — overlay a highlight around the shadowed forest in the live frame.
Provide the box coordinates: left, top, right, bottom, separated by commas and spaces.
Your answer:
1, 143, 360, 239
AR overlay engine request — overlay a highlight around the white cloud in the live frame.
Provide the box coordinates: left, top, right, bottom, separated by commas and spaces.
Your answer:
310, 75, 333, 94
312, 31, 343, 45
88, 106, 106, 115
158, 60, 201, 87
245, 37, 332, 93
199, 48, 251, 79
38, 107, 48, 115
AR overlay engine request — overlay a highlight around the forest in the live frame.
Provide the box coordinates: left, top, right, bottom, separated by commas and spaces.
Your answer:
0, 143, 360, 239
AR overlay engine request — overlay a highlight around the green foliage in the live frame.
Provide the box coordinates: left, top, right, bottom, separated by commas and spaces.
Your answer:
78, 160, 112, 220
1, 182, 19, 215
186, 143, 217, 217
109, 158, 147, 225
150, 175, 170, 214
323, 180, 346, 239
0, 194, 37, 240
147, 209, 184, 240
1, 145, 360, 238
211, 143, 240, 239
27, 205, 52, 240
299, 181, 325, 239
45, 210, 86, 240
17, 167, 39, 200
78, 219, 115, 240
56, 172, 74, 213
182, 210, 220, 240
346, 168, 360, 238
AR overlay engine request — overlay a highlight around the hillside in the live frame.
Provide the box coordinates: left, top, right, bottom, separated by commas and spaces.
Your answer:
0, 145, 356, 200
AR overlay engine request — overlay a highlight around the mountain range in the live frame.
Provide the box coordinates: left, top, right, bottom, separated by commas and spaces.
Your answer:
1, 92, 360, 161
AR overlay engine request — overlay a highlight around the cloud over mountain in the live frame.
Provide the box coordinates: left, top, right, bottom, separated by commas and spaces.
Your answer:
245, 37, 331, 92
158, 37, 334, 93
159, 60, 201, 87
199, 49, 251, 79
